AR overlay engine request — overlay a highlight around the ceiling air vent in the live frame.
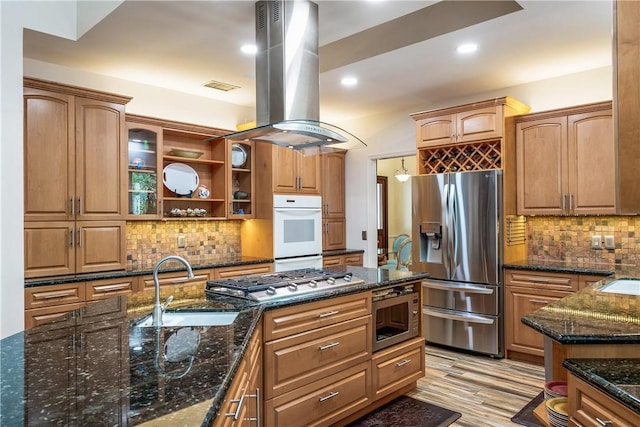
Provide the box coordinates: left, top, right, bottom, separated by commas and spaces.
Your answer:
203, 80, 240, 92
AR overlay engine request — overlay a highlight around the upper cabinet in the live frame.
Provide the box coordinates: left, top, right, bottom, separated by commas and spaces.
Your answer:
411, 97, 530, 175
271, 145, 321, 194
614, 0, 640, 214
126, 122, 162, 219
124, 115, 235, 220
24, 78, 130, 278
515, 102, 615, 216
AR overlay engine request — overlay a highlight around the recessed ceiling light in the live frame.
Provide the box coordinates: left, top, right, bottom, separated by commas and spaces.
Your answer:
341, 76, 358, 87
456, 43, 478, 54
241, 44, 257, 55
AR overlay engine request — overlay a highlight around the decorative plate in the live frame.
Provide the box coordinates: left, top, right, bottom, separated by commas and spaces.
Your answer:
231, 144, 248, 168
163, 163, 199, 196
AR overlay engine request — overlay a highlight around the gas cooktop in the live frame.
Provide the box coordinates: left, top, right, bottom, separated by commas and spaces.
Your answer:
205, 268, 365, 302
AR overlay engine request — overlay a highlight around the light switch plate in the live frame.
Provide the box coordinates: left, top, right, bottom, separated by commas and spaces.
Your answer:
604, 235, 615, 250
591, 235, 602, 249
177, 235, 186, 248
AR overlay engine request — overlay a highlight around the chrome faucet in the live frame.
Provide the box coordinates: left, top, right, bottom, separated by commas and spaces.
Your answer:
152, 255, 194, 326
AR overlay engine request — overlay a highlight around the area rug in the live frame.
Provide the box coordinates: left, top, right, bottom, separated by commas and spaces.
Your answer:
511, 391, 544, 427
347, 395, 461, 427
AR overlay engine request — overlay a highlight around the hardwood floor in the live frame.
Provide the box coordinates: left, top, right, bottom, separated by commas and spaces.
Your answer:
408, 345, 545, 427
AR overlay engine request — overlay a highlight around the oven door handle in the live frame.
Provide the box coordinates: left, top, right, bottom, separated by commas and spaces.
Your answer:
422, 308, 495, 325
422, 281, 494, 295
274, 208, 322, 215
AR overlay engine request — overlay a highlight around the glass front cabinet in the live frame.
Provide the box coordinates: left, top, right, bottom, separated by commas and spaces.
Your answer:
126, 123, 162, 219
228, 140, 255, 219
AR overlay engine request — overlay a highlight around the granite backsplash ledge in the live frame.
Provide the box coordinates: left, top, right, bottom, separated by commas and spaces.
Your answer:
126, 220, 241, 270
527, 216, 640, 266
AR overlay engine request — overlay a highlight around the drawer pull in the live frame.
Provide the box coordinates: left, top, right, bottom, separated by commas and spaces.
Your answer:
319, 342, 340, 351
94, 283, 130, 292
595, 418, 613, 426
528, 299, 548, 304
37, 290, 78, 300
395, 359, 412, 367
318, 310, 339, 318
318, 391, 339, 402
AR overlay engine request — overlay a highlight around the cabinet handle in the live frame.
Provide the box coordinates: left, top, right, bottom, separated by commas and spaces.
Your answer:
395, 359, 411, 367
595, 418, 613, 426
77, 228, 82, 247
225, 394, 246, 420
319, 341, 340, 351
528, 299, 548, 304
318, 310, 339, 318
562, 193, 566, 212
244, 387, 260, 426
70, 228, 74, 247
70, 198, 75, 216
569, 193, 573, 211
77, 197, 82, 215
318, 391, 339, 402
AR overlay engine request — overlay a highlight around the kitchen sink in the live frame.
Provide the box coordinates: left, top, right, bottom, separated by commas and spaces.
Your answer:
597, 279, 640, 296
134, 311, 239, 327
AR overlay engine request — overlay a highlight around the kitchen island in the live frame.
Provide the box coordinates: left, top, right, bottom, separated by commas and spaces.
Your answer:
2, 266, 427, 426
521, 274, 640, 423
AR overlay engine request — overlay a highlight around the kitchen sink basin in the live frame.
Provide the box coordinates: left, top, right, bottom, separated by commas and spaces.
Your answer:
134, 311, 239, 327
598, 279, 640, 296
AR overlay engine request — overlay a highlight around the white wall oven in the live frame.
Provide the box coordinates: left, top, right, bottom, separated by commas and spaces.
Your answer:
273, 195, 323, 272
372, 284, 420, 352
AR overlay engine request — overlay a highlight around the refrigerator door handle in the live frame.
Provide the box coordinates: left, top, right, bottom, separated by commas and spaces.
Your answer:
442, 182, 452, 279
447, 182, 457, 278
422, 307, 495, 325
422, 280, 494, 295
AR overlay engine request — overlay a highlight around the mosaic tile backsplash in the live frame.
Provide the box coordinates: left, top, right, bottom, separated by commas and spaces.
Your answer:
126, 221, 241, 270
527, 216, 640, 266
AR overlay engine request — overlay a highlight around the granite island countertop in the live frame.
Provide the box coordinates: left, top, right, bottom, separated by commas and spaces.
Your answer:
3, 267, 427, 426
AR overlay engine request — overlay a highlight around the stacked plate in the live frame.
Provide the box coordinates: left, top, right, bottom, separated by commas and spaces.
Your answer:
545, 397, 569, 427
544, 380, 568, 400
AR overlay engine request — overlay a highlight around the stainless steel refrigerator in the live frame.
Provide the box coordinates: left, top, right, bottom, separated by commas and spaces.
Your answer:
412, 170, 503, 357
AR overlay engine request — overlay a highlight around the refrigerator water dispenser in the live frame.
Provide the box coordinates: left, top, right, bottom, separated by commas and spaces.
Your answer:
419, 222, 442, 262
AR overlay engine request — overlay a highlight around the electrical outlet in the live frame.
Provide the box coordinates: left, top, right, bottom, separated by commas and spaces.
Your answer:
591, 235, 602, 249
177, 235, 186, 248
361, 230, 367, 240
604, 235, 615, 250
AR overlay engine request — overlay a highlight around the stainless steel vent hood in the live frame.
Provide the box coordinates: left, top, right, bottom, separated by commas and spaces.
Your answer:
224, 0, 365, 153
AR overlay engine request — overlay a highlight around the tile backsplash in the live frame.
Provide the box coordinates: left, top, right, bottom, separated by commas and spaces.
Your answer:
126, 221, 241, 270
527, 216, 640, 266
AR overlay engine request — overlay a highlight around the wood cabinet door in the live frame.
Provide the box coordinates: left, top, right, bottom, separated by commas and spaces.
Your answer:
321, 152, 345, 217
568, 110, 616, 215
75, 221, 126, 274
324, 218, 346, 251
297, 152, 321, 194
505, 286, 566, 357
24, 221, 75, 278
516, 117, 568, 215
24, 88, 75, 222
416, 114, 455, 147
272, 145, 298, 193
75, 97, 127, 220
456, 105, 503, 142
126, 122, 163, 219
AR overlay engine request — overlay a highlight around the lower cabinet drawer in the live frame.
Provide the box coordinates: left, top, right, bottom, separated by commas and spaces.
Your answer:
569, 374, 640, 427
264, 316, 371, 399
264, 361, 371, 427
372, 337, 425, 401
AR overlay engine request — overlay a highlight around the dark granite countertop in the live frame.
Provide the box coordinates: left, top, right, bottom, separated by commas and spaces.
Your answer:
563, 358, 640, 414
323, 248, 365, 257
2, 267, 427, 426
24, 255, 275, 287
503, 259, 618, 276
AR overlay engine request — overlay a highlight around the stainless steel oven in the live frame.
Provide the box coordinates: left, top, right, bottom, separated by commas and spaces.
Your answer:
372, 285, 420, 352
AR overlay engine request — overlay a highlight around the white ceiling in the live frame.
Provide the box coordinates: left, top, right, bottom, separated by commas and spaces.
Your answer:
23, 0, 613, 124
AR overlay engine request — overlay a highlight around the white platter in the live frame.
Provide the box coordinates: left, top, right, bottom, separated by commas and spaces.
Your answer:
231, 144, 248, 168
163, 163, 199, 196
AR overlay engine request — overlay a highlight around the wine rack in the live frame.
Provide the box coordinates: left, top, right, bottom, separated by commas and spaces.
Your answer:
418, 140, 502, 174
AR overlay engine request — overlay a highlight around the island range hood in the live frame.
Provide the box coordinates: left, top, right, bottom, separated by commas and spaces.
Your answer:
224, 0, 366, 153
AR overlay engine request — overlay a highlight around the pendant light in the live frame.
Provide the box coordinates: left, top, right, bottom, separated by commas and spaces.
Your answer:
395, 158, 411, 182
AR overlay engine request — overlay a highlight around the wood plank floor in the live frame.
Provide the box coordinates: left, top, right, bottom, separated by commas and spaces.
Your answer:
408, 345, 545, 427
